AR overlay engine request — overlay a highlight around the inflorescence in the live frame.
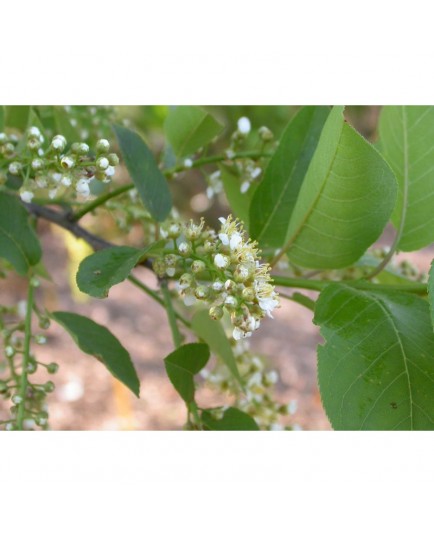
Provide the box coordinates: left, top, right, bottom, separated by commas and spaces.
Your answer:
154, 215, 280, 340
0, 126, 119, 203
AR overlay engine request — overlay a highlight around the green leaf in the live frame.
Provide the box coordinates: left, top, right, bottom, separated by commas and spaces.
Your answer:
221, 165, 258, 231
314, 283, 434, 430
77, 246, 145, 298
51, 311, 140, 397
164, 106, 223, 158
428, 260, 434, 329
0, 106, 4, 130
164, 343, 210, 403
0, 192, 42, 275
250, 106, 331, 248
201, 407, 259, 431
379, 106, 434, 251
282, 106, 397, 269
113, 124, 172, 221
5, 106, 30, 130
53, 106, 80, 141
191, 309, 243, 388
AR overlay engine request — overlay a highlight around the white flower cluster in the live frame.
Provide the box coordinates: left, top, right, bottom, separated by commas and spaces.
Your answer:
0, 126, 119, 203
154, 215, 280, 340
201, 338, 297, 430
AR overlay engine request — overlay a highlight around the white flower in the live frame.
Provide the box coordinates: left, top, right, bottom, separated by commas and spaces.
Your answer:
184, 158, 193, 168
61, 156, 75, 169
251, 167, 261, 180
31, 159, 43, 170
76, 178, 90, 197
233, 327, 252, 340
224, 296, 237, 307
61, 175, 72, 187
96, 139, 110, 153
8, 162, 21, 175
51, 135, 67, 151
96, 157, 109, 170
178, 242, 190, 255
52, 172, 62, 183
20, 190, 34, 203
258, 296, 279, 318
214, 253, 229, 268
17, 300, 27, 318
48, 188, 58, 199
265, 370, 279, 384
270, 423, 284, 431
225, 149, 235, 159
105, 165, 115, 177
166, 267, 176, 277
287, 400, 298, 415
240, 181, 250, 194
237, 117, 251, 135
183, 293, 197, 306
212, 280, 224, 291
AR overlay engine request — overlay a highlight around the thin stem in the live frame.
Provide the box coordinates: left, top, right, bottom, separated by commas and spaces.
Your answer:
16, 281, 35, 431
279, 291, 316, 311
161, 280, 183, 348
72, 183, 133, 221
70, 150, 273, 221
127, 274, 191, 328
272, 275, 427, 295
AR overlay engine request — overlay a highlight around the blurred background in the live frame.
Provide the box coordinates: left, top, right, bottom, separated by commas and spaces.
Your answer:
1, 105, 431, 431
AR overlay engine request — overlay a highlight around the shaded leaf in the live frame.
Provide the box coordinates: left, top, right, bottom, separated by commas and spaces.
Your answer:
51, 311, 140, 397
250, 106, 331, 248
379, 106, 434, 250
192, 309, 243, 388
201, 407, 259, 431
314, 283, 434, 430
0, 192, 42, 274
164, 106, 223, 157
113, 124, 172, 221
77, 246, 145, 298
283, 106, 397, 268
53, 105, 80, 142
164, 343, 210, 403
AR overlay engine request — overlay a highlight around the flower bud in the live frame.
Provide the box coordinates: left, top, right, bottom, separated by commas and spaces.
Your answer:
195, 285, 210, 300
11, 394, 23, 405
178, 273, 194, 289
43, 381, 55, 393
19, 189, 34, 203
191, 260, 206, 273
31, 158, 44, 171
8, 162, 22, 175
209, 305, 223, 320
51, 135, 67, 152
258, 126, 273, 141
108, 153, 119, 166
242, 287, 255, 302
96, 139, 110, 153
178, 241, 192, 256
96, 156, 109, 170
167, 222, 181, 239
214, 254, 229, 269
47, 363, 59, 374
237, 117, 251, 135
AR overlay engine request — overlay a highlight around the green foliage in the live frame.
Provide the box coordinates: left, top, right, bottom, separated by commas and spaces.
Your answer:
250, 106, 331, 248
77, 246, 148, 298
164, 106, 223, 157
201, 407, 259, 431
0, 192, 42, 274
4, 106, 30, 130
53, 106, 80, 142
51, 311, 140, 397
283, 106, 397, 268
113, 124, 172, 221
315, 284, 434, 430
191, 309, 243, 388
379, 106, 434, 251
164, 343, 210, 403
221, 165, 258, 231
0, 106, 4, 130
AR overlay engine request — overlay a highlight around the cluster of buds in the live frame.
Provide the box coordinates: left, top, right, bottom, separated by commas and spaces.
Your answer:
0, 291, 56, 430
201, 338, 297, 430
154, 215, 280, 340
0, 126, 119, 203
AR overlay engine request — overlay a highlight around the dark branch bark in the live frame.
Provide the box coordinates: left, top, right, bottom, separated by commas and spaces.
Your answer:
24, 202, 153, 269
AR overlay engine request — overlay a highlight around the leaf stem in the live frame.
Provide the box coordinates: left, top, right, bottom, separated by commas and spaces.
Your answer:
161, 280, 183, 348
127, 274, 191, 328
72, 184, 134, 221
16, 280, 35, 431
272, 275, 427, 295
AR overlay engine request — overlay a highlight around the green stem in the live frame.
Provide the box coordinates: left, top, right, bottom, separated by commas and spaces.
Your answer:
16, 280, 35, 431
72, 183, 133, 221
279, 291, 316, 311
272, 275, 427, 295
161, 280, 183, 348
70, 150, 273, 221
127, 274, 191, 328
